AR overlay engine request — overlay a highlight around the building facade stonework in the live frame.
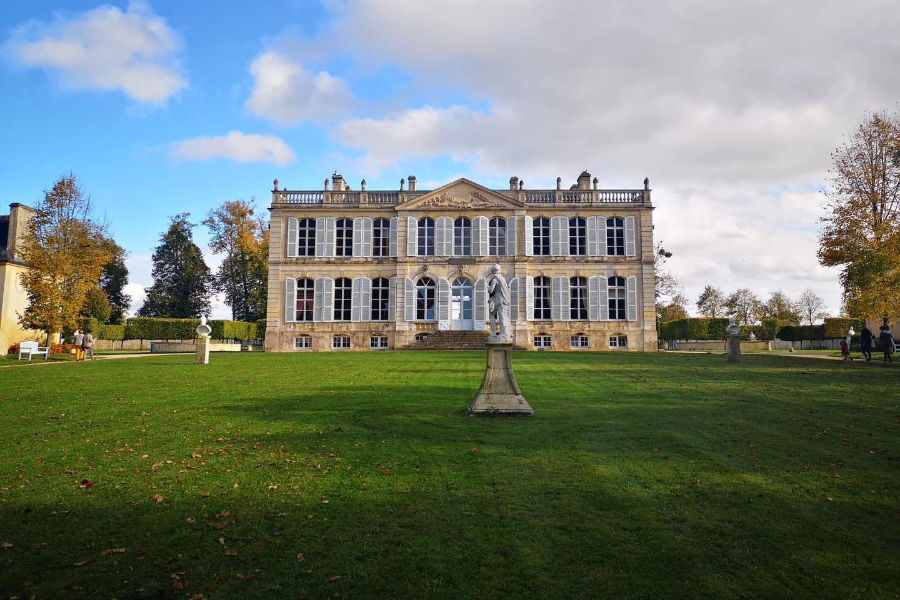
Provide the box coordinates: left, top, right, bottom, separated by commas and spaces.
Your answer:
0, 203, 37, 353
264, 172, 657, 352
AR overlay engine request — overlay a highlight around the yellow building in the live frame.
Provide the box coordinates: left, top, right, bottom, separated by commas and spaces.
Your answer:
0, 203, 36, 353
265, 171, 657, 352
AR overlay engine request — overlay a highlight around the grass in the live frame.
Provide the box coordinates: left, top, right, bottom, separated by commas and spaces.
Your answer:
0, 352, 898, 599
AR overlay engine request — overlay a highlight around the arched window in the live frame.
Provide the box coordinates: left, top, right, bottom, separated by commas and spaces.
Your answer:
371, 277, 390, 321
297, 219, 316, 256
416, 276, 436, 320
373, 218, 390, 257
569, 217, 586, 256
534, 276, 551, 320
295, 278, 314, 322
454, 217, 471, 256
570, 276, 588, 320
608, 276, 627, 320
336, 218, 353, 256
333, 277, 352, 321
489, 217, 506, 255
607, 217, 625, 256
533, 217, 550, 256
451, 277, 473, 321
417, 217, 435, 256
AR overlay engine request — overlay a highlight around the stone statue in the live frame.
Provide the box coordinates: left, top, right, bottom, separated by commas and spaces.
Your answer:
725, 316, 741, 362
725, 316, 740, 336
195, 316, 212, 365
487, 264, 511, 341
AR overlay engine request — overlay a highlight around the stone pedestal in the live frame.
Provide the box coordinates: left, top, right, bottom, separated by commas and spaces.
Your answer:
726, 334, 741, 362
468, 341, 533, 416
195, 336, 210, 365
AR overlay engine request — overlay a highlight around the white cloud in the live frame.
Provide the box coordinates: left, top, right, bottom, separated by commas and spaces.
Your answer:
5, 1, 186, 105
168, 131, 296, 166
246, 50, 355, 124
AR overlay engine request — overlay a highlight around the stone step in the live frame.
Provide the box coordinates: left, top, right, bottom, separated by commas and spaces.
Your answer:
407, 331, 490, 350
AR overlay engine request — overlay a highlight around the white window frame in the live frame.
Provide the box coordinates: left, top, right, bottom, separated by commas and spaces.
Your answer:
609, 335, 628, 349
533, 335, 552, 350
570, 334, 590, 349
370, 335, 388, 350
332, 335, 351, 350
294, 335, 312, 350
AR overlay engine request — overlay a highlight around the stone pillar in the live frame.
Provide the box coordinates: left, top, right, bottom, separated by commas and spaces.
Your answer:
195, 336, 210, 365
468, 341, 533, 415
726, 334, 741, 362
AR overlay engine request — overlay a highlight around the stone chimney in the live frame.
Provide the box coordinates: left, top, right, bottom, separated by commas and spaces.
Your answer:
400, 178, 405, 191
556, 177, 562, 190
408, 175, 417, 192
509, 176, 519, 191
592, 177, 598, 190
577, 170, 592, 190
7, 203, 35, 261
332, 172, 346, 191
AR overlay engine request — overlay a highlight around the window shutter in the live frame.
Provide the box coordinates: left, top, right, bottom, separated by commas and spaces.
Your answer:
509, 277, 519, 321
361, 277, 372, 322
284, 277, 295, 323
404, 278, 415, 321
588, 276, 601, 321
286, 218, 298, 258
506, 216, 517, 256
551, 216, 568, 257
437, 278, 451, 330
597, 218, 608, 257
627, 275, 638, 321
477, 216, 489, 256
435, 216, 451, 257
363, 217, 373, 257
524, 216, 534, 256
322, 278, 334, 322
471, 216, 482, 256
351, 277, 362, 322
599, 277, 609, 321
389, 217, 398, 257
474, 277, 487, 330
323, 217, 335, 257
586, 216, 598, 257
625, 216, 636, 257
406, 217, 417, 256
315, 217, 326, 257
313, 278, 325, 322
352, 217, 364, 258
445, 217, 455, 256
388, 276, 397, 321
525, 276, 534, 321
551, 276, 569, 321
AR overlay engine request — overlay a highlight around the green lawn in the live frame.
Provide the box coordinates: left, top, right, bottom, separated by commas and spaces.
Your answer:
1, 352, 898, 599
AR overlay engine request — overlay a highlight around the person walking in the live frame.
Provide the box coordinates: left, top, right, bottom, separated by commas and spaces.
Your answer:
878, 325, 894, 363
73, 330, 84, 362
860, 326, 874, 361
83, 330, 95, 361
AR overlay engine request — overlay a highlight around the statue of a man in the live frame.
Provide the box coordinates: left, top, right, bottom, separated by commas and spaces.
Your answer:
487, 264, 511, 341
725, 316, 740, 336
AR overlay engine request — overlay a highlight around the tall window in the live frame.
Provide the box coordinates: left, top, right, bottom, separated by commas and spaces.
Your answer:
416, 277, 436, 320
297, 219, 315, 256
372, 277, 390, 321
373, 218, 390, 257
533, 217, 550, 256
336, 218, 353, 256
489, 217, 506, 255
417, 217, 435, 256
454, 217, 471, 256
570, 276, 588, 320
569, 217, 586, 256
295, 278, 314, 322
608, 276, 626, 320
334, 277, 352, 321
534, 276, 551, 320
607, 217, 625, 256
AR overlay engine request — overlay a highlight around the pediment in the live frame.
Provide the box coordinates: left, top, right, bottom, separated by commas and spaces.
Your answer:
397, 178, 524, 211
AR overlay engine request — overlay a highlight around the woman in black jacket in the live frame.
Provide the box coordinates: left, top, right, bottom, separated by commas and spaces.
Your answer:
861, 327, 874, 361
878, 326, 894, 363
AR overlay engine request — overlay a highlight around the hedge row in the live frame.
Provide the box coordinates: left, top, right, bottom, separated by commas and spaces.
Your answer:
122, 318, 258, 341
256, 319, 267, 340
80, 318, 127, 341
659, 317, 865, 341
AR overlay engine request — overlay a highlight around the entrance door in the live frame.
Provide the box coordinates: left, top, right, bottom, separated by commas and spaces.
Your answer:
451, 277, 473, 330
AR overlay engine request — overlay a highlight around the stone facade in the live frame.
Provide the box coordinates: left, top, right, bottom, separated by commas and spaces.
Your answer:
0, 203, 38, 353
265, 172, 657, 352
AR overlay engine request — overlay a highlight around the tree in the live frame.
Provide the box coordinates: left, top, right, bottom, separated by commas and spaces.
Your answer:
100, 241, 131, 324
797, 288, 828, 325
81, 286, 112, 323
760, 290, 801, 324
657, 290, 689, 322
819, 109, 900, 321
138, 213, 211, 318
202, 199, 268, 322
654, 242, 678, 299
724, 288, 762, 325
696, 285, 726, 317
18, 174, 113, 344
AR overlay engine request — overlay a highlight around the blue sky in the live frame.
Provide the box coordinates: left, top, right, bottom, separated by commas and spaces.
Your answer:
2, 0, 899, 318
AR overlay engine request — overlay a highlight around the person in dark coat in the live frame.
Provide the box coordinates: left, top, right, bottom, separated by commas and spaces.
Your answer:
860, 326, 874, 361
878, 326, 894, 363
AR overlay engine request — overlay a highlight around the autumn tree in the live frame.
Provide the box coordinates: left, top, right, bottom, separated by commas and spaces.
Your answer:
797, 288, 828, 325
696, 285, 726, 317
724, 287, 762, 325
138, 213, 211, 318
657, 290, 689, 322
18, 174, 113, 344
81, 286, 112, 323
760, 290, 801, 324
819, 109, 900, 321
99, 241, 131, 324
202, 199, 268, 322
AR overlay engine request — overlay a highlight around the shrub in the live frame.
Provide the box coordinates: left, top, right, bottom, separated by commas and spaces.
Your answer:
256, 319, 267, 340
776, 325, 825, 341
99, 324, 126, 340
209, 320, 257, 341
125, 318, 199, 341
658, 318, 729, 340
822, 318, 865, 339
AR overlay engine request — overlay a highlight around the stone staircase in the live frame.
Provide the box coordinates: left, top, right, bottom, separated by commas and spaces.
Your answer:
407, 331, 490, 350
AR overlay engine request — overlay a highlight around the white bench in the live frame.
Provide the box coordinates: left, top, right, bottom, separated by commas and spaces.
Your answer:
18, 341, 49, 361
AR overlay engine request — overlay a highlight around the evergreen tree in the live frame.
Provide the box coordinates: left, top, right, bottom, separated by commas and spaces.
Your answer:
138, 213, 211, 318
99, 241, 131, 324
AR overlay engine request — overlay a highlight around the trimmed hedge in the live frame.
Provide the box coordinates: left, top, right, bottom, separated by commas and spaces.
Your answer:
209, 320, 257, 341
822, 318, 865, 339
256, 319, 266, 340
99, 324, 126, 340
660, 317, 862, 341
658, 318, 729, 340
123, 318, 258, 341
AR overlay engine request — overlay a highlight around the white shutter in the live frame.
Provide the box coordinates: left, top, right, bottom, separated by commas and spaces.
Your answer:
286, 218, 298, 258
506, 216, 517, 257
551, 276, 569, 321
524, 216, 534, 256
597, 218, 608, 257
587, 216, 598, 257
588, 276, 601, 321
551, 216, 568, 257
509, 277, 519, 321
406, 217, 417, 256
471, 217, 481, 256
478, 216, 489, 256
435, 216, 451, 257
361, 277, 372, 322
284, 277, 295, 323
352, 217, 363, 258
363, 217, 373, 257
525, 276, 534, 322
599, 277, 610, 321
315, 217, 326, 257
351, 277, 362, 322
474, 277, 487, 330
437, 278, 451, 330
323, 217, 335, 257
388, 276, 397, 320
322, 278, 334, 322
313, 278, 325, 322
627, 275, 638, 321
404, 277, 415, 321
389, 217, 398, 257
625, 216, 636, 257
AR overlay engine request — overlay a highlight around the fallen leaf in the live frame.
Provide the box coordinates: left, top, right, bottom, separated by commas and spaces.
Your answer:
187, 517, 196, 524
225, 548, 238, 556
0, 542, 13, 549
100, 548, 126, 556
297, 552, 305, 561
150, 494, 164, 503
79, 479, 94, 489
328, 575, 341, 583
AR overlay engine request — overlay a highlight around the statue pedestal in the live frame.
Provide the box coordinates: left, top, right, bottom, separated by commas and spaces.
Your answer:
195, 336, 210, 365
468, 341, 533, 416
726, 334, 741, 362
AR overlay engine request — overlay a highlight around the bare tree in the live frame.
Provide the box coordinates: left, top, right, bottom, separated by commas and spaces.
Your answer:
797, 288, 828, 325
696, 285, 726, 317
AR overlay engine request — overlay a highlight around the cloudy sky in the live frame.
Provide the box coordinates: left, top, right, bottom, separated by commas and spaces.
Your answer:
2, 0, 898, 318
